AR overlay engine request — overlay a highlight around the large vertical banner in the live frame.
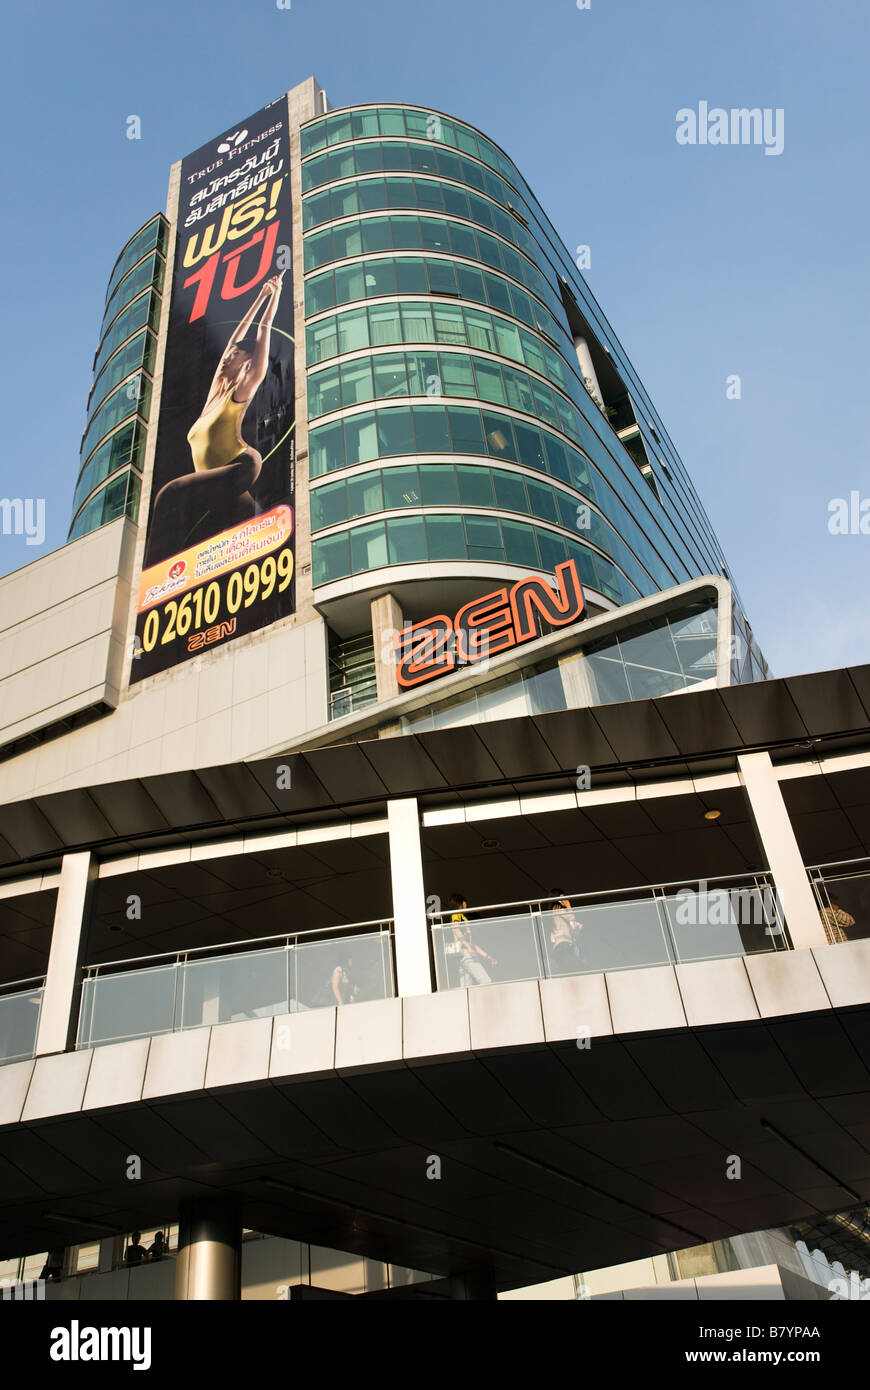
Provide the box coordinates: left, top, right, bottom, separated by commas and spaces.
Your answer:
131, 99, 294, 683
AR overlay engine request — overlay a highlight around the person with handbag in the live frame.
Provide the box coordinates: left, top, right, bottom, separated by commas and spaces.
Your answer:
448, 894, 496, 987
548, 892, 583, 974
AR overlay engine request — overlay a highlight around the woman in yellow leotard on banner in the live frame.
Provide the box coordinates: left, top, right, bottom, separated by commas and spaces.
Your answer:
145, 272, 285, 565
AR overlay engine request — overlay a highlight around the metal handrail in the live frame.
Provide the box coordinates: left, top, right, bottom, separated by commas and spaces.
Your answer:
82, 917, 395, 977
806, 855, 870, 874
0, 975, 46, 996
428, 870, 777, 923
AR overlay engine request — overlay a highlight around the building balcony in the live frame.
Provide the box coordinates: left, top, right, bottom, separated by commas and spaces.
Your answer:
76, 922, 394, 1049
0, 667, 867, 1287
0, 978, 43, 1065
430, 872, 789, 992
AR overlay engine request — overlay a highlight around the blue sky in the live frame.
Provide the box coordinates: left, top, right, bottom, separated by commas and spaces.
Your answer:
1, 0, 867, 677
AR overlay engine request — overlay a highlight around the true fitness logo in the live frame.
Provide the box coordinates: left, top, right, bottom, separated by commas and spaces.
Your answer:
217, 129, 248, 153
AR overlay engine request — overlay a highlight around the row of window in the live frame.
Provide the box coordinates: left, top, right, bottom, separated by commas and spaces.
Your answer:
310, 400, 586, 477
72, 421, 144, 518
302, 138, 520, 212
312, 461, 585, 531
93, 290, 161, 383
101, 251, 164, 338
306, 300, 570, 388
88, 329, 156, 419
303, 211, 553, 312
308, 401, 680, 591
81, 375, 150, 467
302, 175, 537, 268
104, 215, 166, 309
309, 348, 578, 437
305, 253, 567, 348
69, 469, 140, 541
310, 462, 653, 598
301, 108, 516, 186
312, 512, 637, 606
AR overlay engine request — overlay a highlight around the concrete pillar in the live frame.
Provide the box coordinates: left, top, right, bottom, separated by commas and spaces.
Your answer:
738, 752, 828, 949
175, 1197, 241, 1301
573, 336, 604, 408
35, 851, 95, 1056
558, 649, 597, 711
371, 592, 404, 704
387, 798, 433, 996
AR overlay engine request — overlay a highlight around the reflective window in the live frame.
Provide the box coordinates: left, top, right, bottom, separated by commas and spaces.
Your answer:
351, 521, 388, 572
81, 377, 150, 464
312, 531, 350, 586
88, 330, 156, 418
307, 347, 574, 426
93, 291, 160, 381
300, 108, 517, 186
311, 511, 637, 599
387, 515, 426, 564
304, 214, 564, 324
309, 461, 651, 592
302, 167, 533, 247
104, 216, 167, 305
305, 257, 568, 354
101, 252, 163, 334
72, 420, 144, 516
68, 469, 139, 541
426, 513, 466, 559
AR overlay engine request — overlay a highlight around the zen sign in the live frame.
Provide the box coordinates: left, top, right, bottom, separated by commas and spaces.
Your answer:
394, 559, 586, 689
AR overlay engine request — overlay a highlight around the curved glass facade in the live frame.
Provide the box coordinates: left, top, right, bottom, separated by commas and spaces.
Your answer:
68, 214, 167, 542
309, 459, 650, 595
300, 102, 770, 683
312, 511, 637, 605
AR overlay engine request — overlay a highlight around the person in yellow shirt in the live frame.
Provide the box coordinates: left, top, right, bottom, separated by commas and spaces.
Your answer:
448, 893, 496, 987
145, 272, 285, 564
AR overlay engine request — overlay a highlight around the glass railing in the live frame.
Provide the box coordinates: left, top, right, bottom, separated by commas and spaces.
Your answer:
0, 980, 44, 1065
807, 857, 870, 944
430, 874, 788, 990
77, 924, 395, 1049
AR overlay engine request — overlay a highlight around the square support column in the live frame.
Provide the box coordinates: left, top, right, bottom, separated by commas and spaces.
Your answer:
35, 850, 95, 1056
738, 752, 827, 949
371, 592, 403, 705
387, 798, 433, 997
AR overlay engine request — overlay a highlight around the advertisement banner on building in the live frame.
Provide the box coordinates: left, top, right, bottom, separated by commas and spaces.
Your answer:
131, 98, 294, 682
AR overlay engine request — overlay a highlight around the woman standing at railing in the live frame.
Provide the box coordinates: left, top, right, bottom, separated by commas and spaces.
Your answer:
448, 894, 496, 988
547, 894, 583, 974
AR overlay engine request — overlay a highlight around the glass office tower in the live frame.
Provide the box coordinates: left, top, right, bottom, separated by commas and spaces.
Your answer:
298, 103, 769, 699
67, 91, 767, 724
